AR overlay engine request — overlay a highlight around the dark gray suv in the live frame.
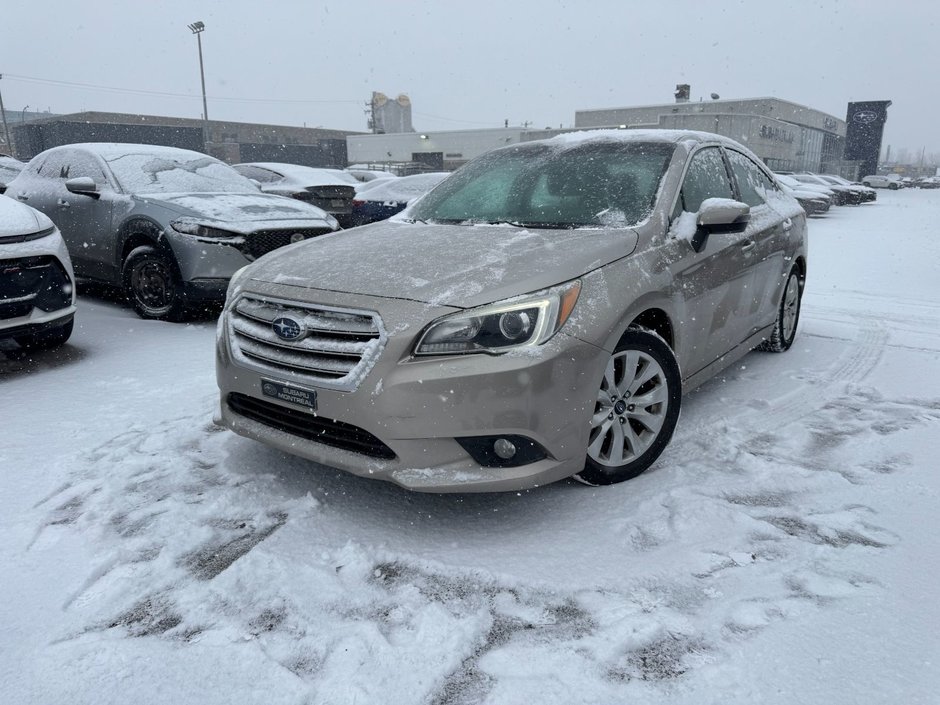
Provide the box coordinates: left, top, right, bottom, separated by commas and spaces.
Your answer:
4, 144, 340, 319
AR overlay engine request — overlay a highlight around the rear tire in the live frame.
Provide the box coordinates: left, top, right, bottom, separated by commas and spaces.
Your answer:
122, 245, 187, 321
758, 267, 802, 353
14, 318, 73, 351
575, 330, 682, 486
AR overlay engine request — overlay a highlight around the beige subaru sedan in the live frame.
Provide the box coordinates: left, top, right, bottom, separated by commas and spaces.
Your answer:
215, 130, 807, 492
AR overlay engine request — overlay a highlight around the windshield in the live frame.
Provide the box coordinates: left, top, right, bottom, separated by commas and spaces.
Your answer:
410, 141, 675, 228
105, 152, 256, 194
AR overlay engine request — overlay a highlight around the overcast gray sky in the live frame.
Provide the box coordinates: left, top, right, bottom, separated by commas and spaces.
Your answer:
3, 1, 937, 158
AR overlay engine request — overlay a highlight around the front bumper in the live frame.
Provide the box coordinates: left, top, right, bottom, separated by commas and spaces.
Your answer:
215, 285, 607, 492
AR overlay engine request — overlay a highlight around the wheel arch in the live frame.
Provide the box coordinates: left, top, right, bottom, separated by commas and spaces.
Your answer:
117, 217, 173, 267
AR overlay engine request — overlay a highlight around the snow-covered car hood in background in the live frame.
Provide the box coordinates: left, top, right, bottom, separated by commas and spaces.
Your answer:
0, 193, 54, 237
243, 220, 639, 308
136, 191, 334, 231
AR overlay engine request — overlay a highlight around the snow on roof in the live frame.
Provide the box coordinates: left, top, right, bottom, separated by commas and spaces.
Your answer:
240, 163, 359, 186
44, 142, 214, 162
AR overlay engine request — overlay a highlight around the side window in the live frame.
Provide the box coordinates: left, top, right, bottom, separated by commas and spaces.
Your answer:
238, 166, 280, 183
677, 147, 735, 214
36, 151, 71, 180
727, 150, 776, 207
68, 153, 110, 187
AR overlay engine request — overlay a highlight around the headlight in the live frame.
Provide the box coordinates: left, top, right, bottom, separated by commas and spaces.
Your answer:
325, 214, 340, 230
415, 280, 581, 355
226, 265, 251, 301
170, 218, 240, 240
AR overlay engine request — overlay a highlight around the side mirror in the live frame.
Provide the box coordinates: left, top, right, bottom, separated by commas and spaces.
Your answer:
65, 177, 100, 198
690, 198, 750, 252
249, 178, 262, 189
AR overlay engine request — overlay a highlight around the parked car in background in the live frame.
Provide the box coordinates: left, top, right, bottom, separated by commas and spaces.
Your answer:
216, 129, 807, 493
0, 155, 25, 186
233, 163, 358, 227
861, 174, 902, 189
914, 176, 940, 189
350, 172, 450, 226
790, 173, 864, 204
0, 194, 76, 350
774, 174, 832, 215
5, 144, 339, 320
815, 174, 876, 202
345, 168, 398, 183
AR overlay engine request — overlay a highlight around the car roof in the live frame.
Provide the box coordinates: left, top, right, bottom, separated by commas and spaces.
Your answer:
237, 162, 358, 184
42, 142, 215, 162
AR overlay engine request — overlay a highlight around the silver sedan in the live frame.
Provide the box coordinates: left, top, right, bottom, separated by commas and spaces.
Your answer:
216, 129, 808, 492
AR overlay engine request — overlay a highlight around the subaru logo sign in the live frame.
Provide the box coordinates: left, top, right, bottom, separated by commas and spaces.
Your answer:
272, 316, 305, 341
854, 110, 878, 124
290, 233, 306, 244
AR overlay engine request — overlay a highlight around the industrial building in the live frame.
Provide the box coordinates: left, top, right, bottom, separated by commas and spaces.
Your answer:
10, 111, 361, 167
348, 93, 855, 177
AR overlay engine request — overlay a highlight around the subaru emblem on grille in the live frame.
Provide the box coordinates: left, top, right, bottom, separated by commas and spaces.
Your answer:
272, 316, 306, 341
290, 233, 305, 243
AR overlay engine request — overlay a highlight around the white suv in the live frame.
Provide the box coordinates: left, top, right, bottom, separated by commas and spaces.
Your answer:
861, 174, 902, 189
0, 194, 76, 350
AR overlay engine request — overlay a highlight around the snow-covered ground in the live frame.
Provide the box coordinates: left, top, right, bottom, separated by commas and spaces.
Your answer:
2, 190, 939, 704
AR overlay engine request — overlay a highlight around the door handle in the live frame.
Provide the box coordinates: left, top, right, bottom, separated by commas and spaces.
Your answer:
57, 199, 71, 208
17, 193, 29, 201
740, 240, 756, 252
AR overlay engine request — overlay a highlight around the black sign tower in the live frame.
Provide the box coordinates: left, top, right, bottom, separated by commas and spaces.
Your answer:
844, 101, 892, 179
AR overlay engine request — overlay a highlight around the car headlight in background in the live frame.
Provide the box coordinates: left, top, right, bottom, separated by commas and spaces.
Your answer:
170, 218, 241, 241
415, 280, 581, 355
324, 214, 340, 230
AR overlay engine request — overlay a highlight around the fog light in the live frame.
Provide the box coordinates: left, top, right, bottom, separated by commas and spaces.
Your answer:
493, 438, 517, 460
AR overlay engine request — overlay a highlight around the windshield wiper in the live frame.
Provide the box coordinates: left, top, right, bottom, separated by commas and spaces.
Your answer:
482, 220, 582, 229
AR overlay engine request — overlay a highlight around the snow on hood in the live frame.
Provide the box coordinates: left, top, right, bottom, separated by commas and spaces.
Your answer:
141, 192, 333, 226
243, 220, 638, 309
0, 193, 53, 238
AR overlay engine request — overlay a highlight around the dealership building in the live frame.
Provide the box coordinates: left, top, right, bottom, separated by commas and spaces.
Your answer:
348, 94, 853, 176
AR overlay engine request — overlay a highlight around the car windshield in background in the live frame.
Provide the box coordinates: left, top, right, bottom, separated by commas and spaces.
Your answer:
410, 141, 675, 228
104, 153, 254, 194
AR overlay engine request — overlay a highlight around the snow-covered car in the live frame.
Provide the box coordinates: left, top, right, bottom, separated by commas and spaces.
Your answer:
0, 193, 76, 350
774, 174, 832, 215
345, 168, 398, 183
790, 173, 865, 204
216, 129, 808, 492
0, 155, 25, 188
5, 144, 340, 320
349, 172, 450, 226
233, 163, 358, 227
861, 174, 902, 189
816, 174, 876, 202
914, 176, 940, 189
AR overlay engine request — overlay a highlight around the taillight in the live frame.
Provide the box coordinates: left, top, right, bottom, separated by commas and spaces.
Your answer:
352, 199, 365, 207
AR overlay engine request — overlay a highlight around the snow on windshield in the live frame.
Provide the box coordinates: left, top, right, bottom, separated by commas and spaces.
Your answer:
105, 152, 255, 194
410, 142, 675, 228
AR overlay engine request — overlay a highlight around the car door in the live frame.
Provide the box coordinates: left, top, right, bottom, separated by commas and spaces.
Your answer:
667, 146, 755, 378
725, 149, 791, 336
52, 150, 117, 280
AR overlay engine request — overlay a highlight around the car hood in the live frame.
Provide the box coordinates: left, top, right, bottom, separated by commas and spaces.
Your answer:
136, 191, 334, 232
244, 220, 639, 308
0, 194, 53, 237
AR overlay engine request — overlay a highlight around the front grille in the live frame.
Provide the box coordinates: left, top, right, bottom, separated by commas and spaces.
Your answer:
0, 255, 72, 319
244, 228, 333, 259
227, 392, 396, 460
229, 294, 385, 391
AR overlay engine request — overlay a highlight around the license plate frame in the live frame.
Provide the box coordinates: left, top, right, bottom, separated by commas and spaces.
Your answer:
260, 379, 318, 410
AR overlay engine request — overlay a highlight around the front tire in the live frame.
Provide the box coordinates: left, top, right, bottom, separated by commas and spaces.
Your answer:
758, 267, 802, 353
575, 330, 682, 486
122, 245, 186, 321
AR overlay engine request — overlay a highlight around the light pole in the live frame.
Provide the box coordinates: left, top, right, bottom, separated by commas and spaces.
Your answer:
0, 75, 11, 154
188, 21, 209, 149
